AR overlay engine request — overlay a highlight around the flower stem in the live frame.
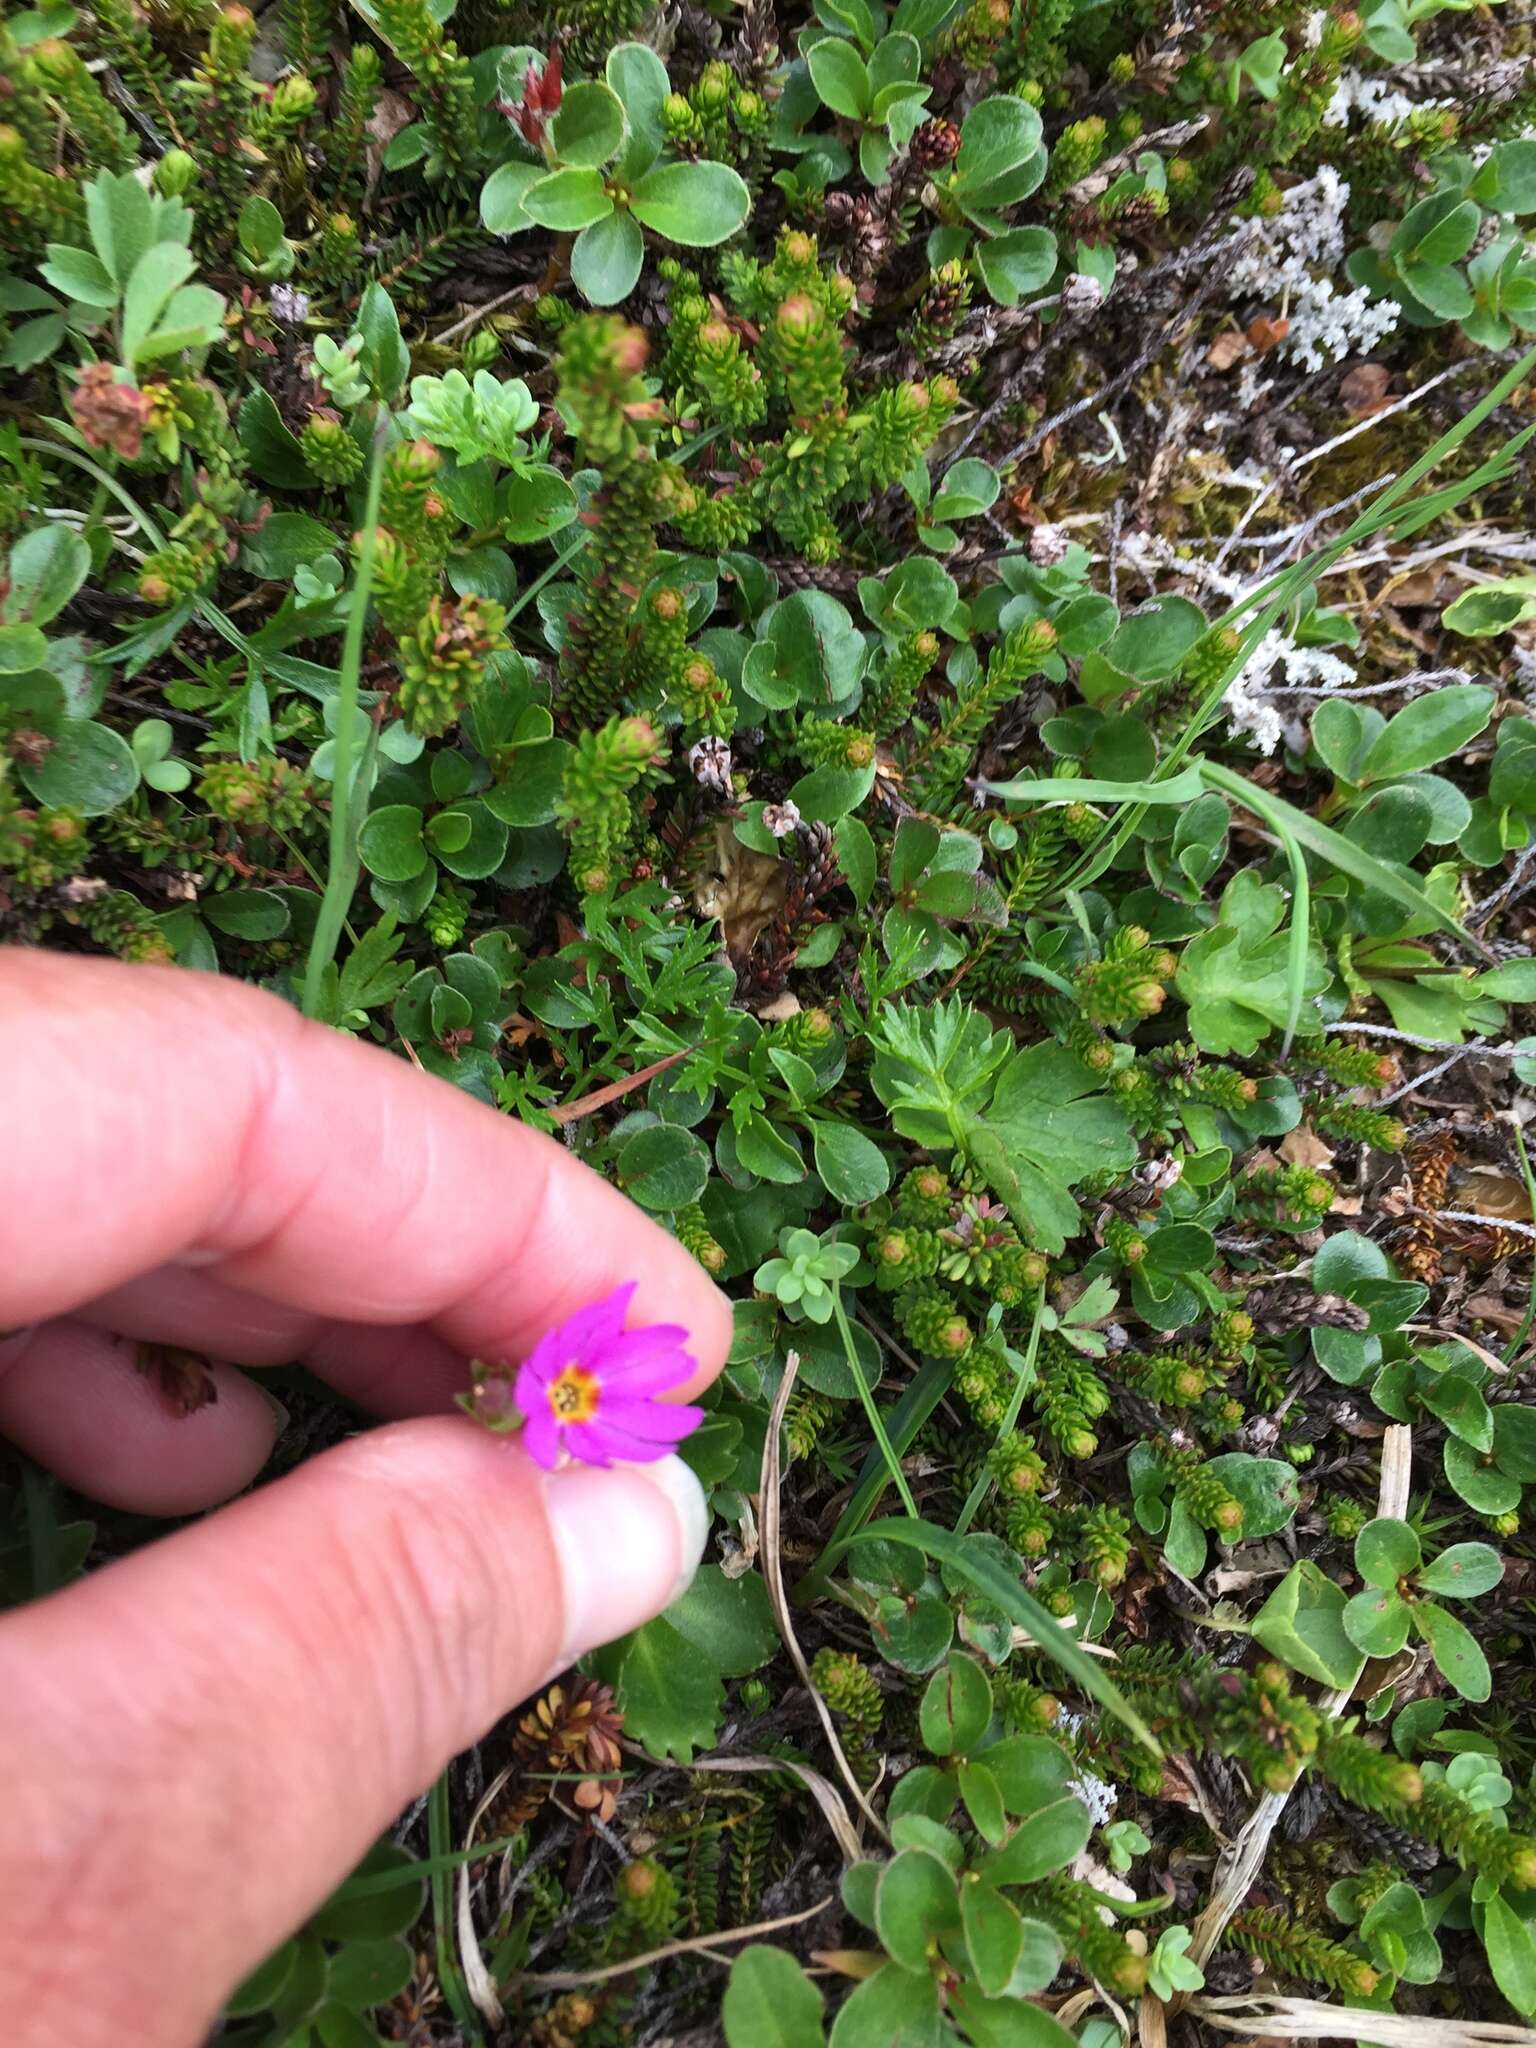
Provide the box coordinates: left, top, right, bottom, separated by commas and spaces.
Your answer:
831, 1283, 918, 1521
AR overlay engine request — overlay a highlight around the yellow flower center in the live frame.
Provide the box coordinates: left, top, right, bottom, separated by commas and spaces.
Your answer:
548, 1363, 601, 1425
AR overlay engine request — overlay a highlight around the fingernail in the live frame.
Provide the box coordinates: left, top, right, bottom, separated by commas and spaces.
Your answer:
543, 1455, 709, 1674
255, 1384, 290, 1436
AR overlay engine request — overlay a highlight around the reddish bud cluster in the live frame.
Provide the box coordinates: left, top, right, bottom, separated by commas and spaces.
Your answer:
501, 48, 563, 147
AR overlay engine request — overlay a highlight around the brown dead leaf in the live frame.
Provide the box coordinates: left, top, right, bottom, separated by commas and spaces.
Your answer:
365, 88, 416, 202
1464, 1291, 1524, 1335
1246, 313, 1290, 354
1382, 569, 1452, 609
692, 821, 787, 961
1340, 362, 1393, 414
756, 990, 802, 1023
1452, 1165, 1533, 1220
135, 1342, 218, 1417
1278, 1126, 1336, 1172
1207, 327, 1250, 371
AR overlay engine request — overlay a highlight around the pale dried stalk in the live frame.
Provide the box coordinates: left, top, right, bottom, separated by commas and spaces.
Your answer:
456, 1768, 514, 2026
1192, 1995, 1536, 2044
522, 1893, 836, 1988
762, 1349, 890, 1849
656, 1751, 865, 1867
1184, 1424, 1412, 1972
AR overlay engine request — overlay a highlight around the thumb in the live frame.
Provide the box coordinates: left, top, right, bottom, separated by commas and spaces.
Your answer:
0, 1416, 706, 2048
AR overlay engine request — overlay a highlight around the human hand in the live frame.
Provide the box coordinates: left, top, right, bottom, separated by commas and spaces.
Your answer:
0, 950, 731, 2048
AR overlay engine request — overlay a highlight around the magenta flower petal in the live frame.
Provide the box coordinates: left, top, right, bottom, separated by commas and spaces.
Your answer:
597, 1395, 704, 1441
507, 1284, 705, 1470
518, 1399, 562, 1471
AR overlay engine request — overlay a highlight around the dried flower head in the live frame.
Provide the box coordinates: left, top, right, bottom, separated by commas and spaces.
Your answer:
71, 362, 150, 460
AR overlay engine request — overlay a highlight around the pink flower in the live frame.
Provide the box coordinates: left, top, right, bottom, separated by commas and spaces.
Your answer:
513, 1282, 703, 1470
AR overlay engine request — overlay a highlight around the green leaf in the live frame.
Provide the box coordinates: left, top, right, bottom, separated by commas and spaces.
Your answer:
607, 41, 671, 179
1362, 685, 1497, 780
1443, 580, 1536, 637
723, 1947, 827, 2048
630, 159, 751, 246
3, 524, 89, 626
957, 1759, 1007, 1846
357, 804, 428, 883
1398, 194, 1481, 268
978, 1040, 1137, 1255
618, 1122, 711, 1210
1419, 1369, 1493, 1450
353, 281, 409, 401
1175, 870, 1328, 1057
835, 813, 876, 907
834, 1520, 1161, 1750
593, 1564, 777, 1761
17, 717, 138, 813
1356, 1516, 1422, 1588
976, 1734, 1074, 1815
790, 760, 876, 821
570, 209, 644, 306
1200, 760, 1483, 953
974, 225, 1056, 307
226, 1939, 299, 2017
309, 2007, 380, 2047
876, 1848, 960, 1973
1108, 595, 1208, 679
118, 240, 193, 362
979, 1795, 1093, 1887
479, 159, 545, 234
309, 1843, 426, 1942
812, 1120, 889, 1204
919, 1651, 993, 1756
204, 888, 291, 941
1484, 1894, 1536, 2019
1344, 1587, 1413, 1659
39, 242, 118, 309
949, 1988, 1076, 2048
502, 463, 577, 543
0, 624, 48, 672
828, 1962, 940, 2048
324, 1937, 413, 2009
239, 384, 312, 488
84, 167, 157, 287
953, 95, 1043, 196
961, 1880, 1025, 1994
550, 79, 627, 166
1495, 1404, 1536, 1480
1417, 1541, 1504, 1600
1445, 1436, 1522, 1515
1415, 1599, 1491, 1701
806, 36, 872, 118
1251, 1559, 1364, 1688
244, 511, 339, 580
522, 167, 614, 232
980, 766, 1207, 806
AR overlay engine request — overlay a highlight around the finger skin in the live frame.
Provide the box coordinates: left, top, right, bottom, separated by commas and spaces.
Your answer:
0, 1418, 700, 2048
0, 1320, 279, 1513
0, 951, 731, 1399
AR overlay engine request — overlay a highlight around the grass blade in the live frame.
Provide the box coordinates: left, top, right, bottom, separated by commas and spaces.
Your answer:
1199, 761, 1489, 957
827, 1518, 1162, 1754
302, 433, 387, 1020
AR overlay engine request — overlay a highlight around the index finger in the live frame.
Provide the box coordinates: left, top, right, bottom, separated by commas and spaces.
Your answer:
0, 951, 731, 1393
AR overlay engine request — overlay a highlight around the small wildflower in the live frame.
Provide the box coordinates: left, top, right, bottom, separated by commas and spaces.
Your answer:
466, 1283, 702, 1469
761, 800, 802, 838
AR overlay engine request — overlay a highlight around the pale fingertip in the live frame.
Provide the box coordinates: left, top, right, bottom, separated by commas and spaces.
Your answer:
629, 1452, 710, 1609
541, 1454, 708, 1679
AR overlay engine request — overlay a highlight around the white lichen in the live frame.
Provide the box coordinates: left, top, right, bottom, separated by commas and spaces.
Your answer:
1224, 166, 1401, 370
